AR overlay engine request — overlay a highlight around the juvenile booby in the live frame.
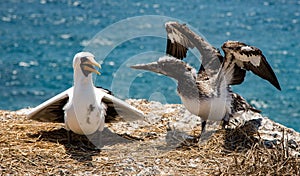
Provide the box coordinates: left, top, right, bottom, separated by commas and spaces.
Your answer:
131, 22, 281, 138
27, 52, 144, 142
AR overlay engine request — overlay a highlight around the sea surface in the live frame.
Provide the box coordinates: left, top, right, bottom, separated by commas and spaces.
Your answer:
0, 0, 299, 131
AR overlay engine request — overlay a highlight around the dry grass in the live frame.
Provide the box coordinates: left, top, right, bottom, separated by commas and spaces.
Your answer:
0, 103, 299, 175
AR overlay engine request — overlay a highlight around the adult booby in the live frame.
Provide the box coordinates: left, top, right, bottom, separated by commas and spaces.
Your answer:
27, 52, 144, 142
131, 22, 280, 138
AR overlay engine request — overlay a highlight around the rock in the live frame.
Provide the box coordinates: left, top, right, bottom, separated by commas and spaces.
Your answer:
125, 99, 300, 155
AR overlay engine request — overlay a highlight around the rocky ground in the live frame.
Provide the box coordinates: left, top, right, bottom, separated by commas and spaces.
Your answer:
0, 99, 299, 175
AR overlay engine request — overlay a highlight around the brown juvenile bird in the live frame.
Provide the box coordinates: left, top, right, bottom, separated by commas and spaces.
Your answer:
131, 22, 281, 138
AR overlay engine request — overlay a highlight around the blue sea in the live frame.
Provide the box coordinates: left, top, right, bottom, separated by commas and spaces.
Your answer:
0, 0, 299, 131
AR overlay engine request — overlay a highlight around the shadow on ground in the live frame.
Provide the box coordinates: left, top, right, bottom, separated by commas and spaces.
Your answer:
27, 127, 137, 161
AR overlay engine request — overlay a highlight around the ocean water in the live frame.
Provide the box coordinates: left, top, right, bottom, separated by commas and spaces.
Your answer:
0, 0, 299, 131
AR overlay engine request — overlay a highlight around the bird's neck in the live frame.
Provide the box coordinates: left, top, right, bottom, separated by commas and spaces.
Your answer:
73, 71, 94, 87
177, 76, 200, 99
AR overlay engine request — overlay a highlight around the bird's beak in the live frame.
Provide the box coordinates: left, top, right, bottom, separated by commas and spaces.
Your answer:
82, 57, 101, 75
130, 62, 162, 74
131, 56, 191, 80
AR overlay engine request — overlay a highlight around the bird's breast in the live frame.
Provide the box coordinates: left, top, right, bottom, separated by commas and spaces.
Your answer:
64, 87, 104, 135
180, 96, 227, 121
65, 103, 103, 135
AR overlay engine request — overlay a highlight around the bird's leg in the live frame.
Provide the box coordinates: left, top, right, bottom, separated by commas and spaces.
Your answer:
194, 120, 207, 142
200, 120, 207, 137
67, 130, 72, 144
222, 113, 231, 129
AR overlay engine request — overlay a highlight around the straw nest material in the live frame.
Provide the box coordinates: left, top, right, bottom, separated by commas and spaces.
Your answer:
0, 99, 299, 175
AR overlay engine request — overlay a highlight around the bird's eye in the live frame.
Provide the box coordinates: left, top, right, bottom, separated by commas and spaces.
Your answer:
81, 57, 89, 63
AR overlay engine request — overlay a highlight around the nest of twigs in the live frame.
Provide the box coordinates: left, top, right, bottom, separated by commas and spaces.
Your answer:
0, 100, 299, 175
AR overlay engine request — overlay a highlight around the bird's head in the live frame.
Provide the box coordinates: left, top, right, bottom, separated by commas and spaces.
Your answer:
130, 56, 197, 81
73, 52, 101, 77
221, 40, 249, 53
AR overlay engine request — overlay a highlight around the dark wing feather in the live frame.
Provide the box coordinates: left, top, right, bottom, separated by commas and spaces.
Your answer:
166, 36, 189, 60
95, 86, 120, 122
229, 64, 246, 85
243, 55, 281, 90
27, 88, 71, 123
221, 41, 281, 90
95, 88, 145, 122
165, 21, 223, 75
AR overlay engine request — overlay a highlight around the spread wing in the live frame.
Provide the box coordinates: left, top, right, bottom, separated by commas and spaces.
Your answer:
26, 88, 72, 123
165, 21, 223, 75
27, 87, 145, 123
220, 41, 281, 90
95, 88, 145, 121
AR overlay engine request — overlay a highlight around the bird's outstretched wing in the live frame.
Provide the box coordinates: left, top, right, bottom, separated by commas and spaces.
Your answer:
27, 87, 145, 123
220, 41, 281, 90
26, 88, 71, 123
95, 86, 119, 122
165, 21, 223, 75
95, 88, 145, 122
